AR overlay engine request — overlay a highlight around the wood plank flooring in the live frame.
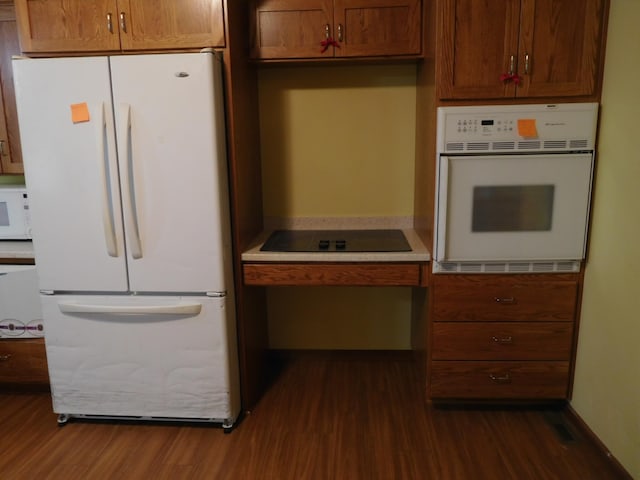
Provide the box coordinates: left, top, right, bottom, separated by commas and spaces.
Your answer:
0, 351, 630, 479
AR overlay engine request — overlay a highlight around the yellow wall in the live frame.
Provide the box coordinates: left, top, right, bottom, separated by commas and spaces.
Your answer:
571, 1, 640, 477
0, 175, 24, 184
258, 64, 416, 219
258, 64, 417, 350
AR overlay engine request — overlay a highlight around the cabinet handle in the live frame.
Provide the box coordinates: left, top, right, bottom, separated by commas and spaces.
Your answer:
524, 53, 530, 75
489, 373, 511, 384
120, 12, 127, 33
337, 24, 343, 42
509, 55, 515, 76
107, 13, 113, 33
494, 297, 515, 305
325, 24, 330, 40
491, 335, 514, 344
0, 354, 12, 361
0, 140, 7, 156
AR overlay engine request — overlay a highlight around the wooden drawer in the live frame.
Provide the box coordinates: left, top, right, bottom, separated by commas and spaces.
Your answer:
429, 361, 570, 399
243, 263, 422, 286
431, 322, 574, 361
432, 276, 578, 322
0, 338, 49, 384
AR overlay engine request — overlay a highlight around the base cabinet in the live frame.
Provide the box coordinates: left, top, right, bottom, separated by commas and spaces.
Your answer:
0, 338, 49, 386
428, 273, 580, 401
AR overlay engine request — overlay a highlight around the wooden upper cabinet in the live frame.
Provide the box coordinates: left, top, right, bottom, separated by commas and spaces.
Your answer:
437, 0, 608, 100
251, 0, 332, 59
334, 0, 421, 57
14, 0, 224, 54
15, 0, 122, 52
0, 2, 23, 174
251, 0, 422, 60
516, 0, 604, 98
117, 0, 225, 51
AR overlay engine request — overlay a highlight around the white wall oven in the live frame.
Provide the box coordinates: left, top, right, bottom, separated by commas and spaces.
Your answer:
433, 103, 598, 273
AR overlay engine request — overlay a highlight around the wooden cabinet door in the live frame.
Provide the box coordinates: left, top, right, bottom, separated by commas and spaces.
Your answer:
334, 0, 421, 57
0, 4, 23, 174
251, 0, 332, 59
516, 0, 606, 97
14, 0, 121, 53
437, 0, 521, 99
117, 0, 225, 51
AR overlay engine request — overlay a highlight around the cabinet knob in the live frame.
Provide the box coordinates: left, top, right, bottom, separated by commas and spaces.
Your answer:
494, 296, 516, 305
107, 13, 113, 33
120, 12, 127, 33
0, 140, 7, 156
524, 53, 530, 75
489, 373, 511, 384
491, 335, 514, 344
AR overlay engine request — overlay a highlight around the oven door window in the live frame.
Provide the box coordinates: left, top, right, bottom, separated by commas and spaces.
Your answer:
435, 153, 593, 262
472, 185, 555, 232
0, 202, 9, 226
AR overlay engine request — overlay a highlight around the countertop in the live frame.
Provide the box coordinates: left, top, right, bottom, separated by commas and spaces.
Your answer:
242, 228, 431, 263
0, 241, 35, 260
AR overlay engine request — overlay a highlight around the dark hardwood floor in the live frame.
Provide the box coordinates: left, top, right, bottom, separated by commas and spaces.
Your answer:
0, 351, 630, 479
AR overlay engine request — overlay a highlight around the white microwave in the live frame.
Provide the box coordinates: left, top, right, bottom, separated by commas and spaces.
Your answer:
0, 185, 32, 240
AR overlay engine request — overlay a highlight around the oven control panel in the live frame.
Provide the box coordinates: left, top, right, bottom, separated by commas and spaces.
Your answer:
454, 118, 516, 135
436, 103, 598, 153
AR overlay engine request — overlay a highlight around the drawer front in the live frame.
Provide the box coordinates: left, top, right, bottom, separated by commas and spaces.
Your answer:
432, 280, 578, 321
0, 339, 49, 384
243, 263, 422, 286
429, 361, 570, 399
432, 322, 574, 361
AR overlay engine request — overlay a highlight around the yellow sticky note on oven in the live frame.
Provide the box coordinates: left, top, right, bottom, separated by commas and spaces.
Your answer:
70, 103, 90, 124
517, 119, 538, 138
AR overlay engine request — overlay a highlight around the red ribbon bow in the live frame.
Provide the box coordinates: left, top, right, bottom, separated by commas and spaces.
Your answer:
500, 72, 522, 85
320, 37, 340, 53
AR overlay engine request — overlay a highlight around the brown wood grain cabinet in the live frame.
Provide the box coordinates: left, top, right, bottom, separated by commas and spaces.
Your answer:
243, 262, 424, 286
428, 273, 581, 400
437, 0, 608, 100
250, 0, 422, 59
14, 0, 225, 53
0, 338, 49, 386
0, 1, 23, 174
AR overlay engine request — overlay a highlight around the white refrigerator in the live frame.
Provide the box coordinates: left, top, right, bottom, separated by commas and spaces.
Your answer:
12, 51, 240, 430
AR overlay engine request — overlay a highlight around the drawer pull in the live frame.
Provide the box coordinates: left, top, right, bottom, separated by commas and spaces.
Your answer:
494, 297, 515, 305
0, 354, 12, 361
489, 373, 512, 384
491, 335, 513, 344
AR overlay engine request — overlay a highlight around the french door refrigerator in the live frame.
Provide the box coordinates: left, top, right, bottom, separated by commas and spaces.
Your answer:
12, 51, 240, 430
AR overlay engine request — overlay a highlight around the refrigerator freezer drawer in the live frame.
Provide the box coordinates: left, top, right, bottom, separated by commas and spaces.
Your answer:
41, 294, 240, 425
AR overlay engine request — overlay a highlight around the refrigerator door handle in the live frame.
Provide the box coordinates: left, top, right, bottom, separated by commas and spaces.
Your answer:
57, 302, 202, 316
118, 103, 143, 259
97, 102, 118, 257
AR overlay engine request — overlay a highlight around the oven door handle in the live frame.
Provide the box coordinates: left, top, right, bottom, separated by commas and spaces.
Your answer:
435, 156, 450, 261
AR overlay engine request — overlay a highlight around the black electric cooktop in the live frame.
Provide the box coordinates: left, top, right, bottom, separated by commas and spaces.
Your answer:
260, 229, 411, 253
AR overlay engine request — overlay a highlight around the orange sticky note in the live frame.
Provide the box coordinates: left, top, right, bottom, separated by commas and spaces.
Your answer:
517, 119, 537, 138
70, 103, 90, 124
